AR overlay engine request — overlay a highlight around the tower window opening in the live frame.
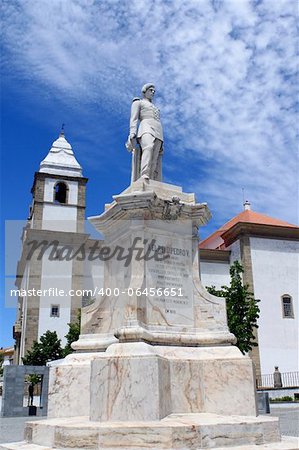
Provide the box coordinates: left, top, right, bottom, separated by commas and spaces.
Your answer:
54, 182, 68, 204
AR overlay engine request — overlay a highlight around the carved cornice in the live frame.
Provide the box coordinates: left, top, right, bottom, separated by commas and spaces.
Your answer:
199, 248, 231, 262
221, 223, 299, 247
89, 190, 211, 235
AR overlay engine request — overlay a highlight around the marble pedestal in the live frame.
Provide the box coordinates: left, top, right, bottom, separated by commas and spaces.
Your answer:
75, 179, 236, 352
3, 180, 297, 449
89, 343, 257, 421
6, 341, 295, 449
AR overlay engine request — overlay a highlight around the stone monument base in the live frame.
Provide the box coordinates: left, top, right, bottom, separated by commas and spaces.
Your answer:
1, 344, 298, 450
43, 343, 259, 421
0, 415, 298, 450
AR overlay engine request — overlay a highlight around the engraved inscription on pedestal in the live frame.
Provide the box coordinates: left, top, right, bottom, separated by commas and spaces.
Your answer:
145, 230, 193, 327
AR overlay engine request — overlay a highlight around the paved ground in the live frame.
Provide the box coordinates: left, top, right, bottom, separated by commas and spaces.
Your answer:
271, 404, 299, 437
0, 405, 298, 444
0, 416, 44, 444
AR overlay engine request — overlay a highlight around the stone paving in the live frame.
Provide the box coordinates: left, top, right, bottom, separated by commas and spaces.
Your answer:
271, 404, 299, 438
0, 405, 298, 445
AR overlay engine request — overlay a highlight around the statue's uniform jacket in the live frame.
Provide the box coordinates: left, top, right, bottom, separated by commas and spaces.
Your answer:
130, 99, 163, 142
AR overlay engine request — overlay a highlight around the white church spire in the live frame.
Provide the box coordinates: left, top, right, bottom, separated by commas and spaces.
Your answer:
39, 131, 83, 177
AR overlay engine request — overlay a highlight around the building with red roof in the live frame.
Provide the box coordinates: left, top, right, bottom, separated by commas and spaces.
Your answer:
199, 201, 298, 378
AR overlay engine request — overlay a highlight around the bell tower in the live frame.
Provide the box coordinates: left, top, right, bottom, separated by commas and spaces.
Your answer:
14, 131, 88, 363
30, 129, 86, 232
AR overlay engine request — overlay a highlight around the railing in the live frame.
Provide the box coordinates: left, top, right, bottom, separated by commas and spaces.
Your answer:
256, 371, 299, 389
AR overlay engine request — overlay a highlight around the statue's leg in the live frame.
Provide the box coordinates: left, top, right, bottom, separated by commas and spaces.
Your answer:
156, 152, 162, 181
131, 146, 141, 183
152, 140, 162, 181
140, 133, 155, 179
131, 150, 136, 184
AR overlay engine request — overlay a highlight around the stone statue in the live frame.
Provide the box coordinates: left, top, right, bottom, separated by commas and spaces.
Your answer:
28, 382, 34, 406
126, 83, 163, 182
273, 366, 283, 388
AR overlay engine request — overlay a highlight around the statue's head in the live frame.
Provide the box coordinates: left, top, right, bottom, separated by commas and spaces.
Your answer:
142, 83, 155, 100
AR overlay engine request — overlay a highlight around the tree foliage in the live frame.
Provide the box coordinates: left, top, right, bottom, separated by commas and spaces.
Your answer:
63, 309, 81, 357
26, 374, 41, 386
206, 260, 260, 354
22, 310, 81, 365
22, 330, 63, 365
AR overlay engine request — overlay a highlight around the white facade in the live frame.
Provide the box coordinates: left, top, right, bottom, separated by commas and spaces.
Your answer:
42, 204, 78, 232
250, 237, 298, 374
200, 234, 299, 376
200, 260, 230, 290
20, 263, 30, 360
37, 248, 73, 346
230, 241, 241, 262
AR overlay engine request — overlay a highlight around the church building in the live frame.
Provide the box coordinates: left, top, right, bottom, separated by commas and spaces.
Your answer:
199, 203, 298, 377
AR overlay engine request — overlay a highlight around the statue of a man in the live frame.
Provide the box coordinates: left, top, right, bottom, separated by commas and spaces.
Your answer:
126, 83, 163, 182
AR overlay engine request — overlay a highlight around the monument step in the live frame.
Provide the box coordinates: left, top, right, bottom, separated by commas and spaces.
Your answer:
0, 436, 298, 450
0, 443, 52, 450
0, 413, 297, 450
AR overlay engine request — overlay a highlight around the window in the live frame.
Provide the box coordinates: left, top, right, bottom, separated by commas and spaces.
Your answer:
281, 295, 294, 318
54, 182, 68, 204
50, 305, 60, 318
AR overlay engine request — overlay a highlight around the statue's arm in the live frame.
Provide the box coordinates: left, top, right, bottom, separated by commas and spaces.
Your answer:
129, 99, 141, 138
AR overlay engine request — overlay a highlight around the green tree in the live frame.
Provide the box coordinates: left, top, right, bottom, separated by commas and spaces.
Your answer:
22, 330, 63, 365
63, 309, 81, 357
206, 260, 260, 354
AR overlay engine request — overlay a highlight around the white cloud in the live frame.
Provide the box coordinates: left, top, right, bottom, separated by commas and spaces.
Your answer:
2, 0, 298, 226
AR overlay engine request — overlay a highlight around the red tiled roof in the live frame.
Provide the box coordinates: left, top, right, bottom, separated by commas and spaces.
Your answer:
199, 210, 298, 250
0, 347, 14, 356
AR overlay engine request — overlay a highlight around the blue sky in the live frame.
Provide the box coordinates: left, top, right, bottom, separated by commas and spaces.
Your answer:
1, 0, 298, 348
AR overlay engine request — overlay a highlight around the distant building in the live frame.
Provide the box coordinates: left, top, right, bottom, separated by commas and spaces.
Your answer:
199, 201, 298, 376
0, 347, 14, 367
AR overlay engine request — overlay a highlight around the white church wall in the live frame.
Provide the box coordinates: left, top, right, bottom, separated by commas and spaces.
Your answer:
250, 237, 298, 375
229, 240, 241, 263
20, 263, 30, 360
42, 204, 77, 232
200, 260, 230, 290
38, 247, 72, 346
